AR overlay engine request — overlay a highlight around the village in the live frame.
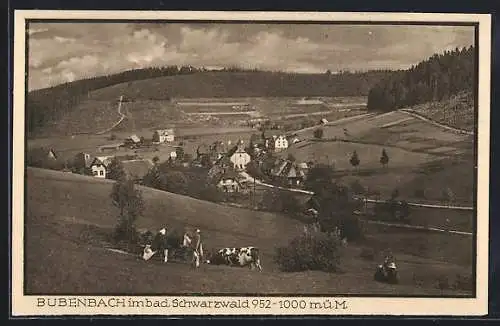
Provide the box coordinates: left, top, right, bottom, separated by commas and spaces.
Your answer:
29, 124, 319, 203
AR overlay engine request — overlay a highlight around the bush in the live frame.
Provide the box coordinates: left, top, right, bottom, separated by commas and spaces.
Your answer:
337, 215, 365, 241
274, 230, 343, 273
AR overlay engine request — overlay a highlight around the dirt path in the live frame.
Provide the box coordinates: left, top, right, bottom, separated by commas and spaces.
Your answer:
96, 96, 127, 135
399, 109, 474, 136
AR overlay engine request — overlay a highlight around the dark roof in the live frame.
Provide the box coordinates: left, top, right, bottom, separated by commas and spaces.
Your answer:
89, 157, 106, 168
121, 160, 153, 180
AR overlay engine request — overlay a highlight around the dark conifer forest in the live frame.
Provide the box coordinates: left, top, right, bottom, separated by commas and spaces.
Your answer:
367, 46, 476, 112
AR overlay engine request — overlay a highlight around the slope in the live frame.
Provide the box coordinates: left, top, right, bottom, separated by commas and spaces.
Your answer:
25, 168, 473, 295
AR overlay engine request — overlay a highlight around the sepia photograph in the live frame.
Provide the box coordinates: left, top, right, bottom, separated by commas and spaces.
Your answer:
11, 11, 491, 316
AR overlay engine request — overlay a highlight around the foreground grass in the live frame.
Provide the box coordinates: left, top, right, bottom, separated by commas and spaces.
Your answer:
24, 168, 474, 295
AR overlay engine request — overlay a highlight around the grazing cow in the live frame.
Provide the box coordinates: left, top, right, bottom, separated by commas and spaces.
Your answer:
142, 228, 192, 263
205, 247, 262, 272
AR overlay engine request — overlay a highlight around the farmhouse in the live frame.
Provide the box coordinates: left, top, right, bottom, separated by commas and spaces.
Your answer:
229, 142, 251, 171
270, 159, 308, 186
286, 165, 306, 186
89, 157, 107, 178
153, 129, 175, 143
320, 118, 329, 125
96, 156, 114, 167
216, 170, 242, 193
121, 159, 154, 183
124, 134, 141, 148
274, 135, 289, 151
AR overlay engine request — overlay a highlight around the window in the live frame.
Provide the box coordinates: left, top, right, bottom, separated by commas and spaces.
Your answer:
93, 171, 98, 176
99, 170, 104, 176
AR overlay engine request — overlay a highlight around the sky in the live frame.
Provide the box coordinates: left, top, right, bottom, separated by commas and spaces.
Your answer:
27, 22, 475, 91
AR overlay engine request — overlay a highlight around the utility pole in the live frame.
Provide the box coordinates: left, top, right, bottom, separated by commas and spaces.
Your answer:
253, 175, 256, 209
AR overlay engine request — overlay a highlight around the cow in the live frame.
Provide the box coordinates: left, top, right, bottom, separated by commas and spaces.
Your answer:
205, 247, 262, 272
141, 228, 193, 263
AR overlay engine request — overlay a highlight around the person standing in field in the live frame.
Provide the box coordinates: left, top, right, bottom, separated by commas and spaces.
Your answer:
192, 228, 203, 268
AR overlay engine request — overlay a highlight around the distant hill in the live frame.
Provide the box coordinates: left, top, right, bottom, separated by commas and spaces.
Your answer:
26, 68, 392, 137
367, 46, 476, 113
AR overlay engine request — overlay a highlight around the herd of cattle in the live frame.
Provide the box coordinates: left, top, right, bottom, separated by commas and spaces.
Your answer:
137, 227, 399, 284
138, 228, 263, 272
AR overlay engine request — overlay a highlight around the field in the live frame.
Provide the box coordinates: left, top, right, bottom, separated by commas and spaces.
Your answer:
284, 141, 436, 170
25, 168, 473, 295
280, 107, 475, 205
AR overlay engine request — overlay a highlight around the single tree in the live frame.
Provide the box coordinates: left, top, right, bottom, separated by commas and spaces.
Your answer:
313, 128, 324, 139
107, 157, 126, 181
152, 131, 160, 143
380, 148, 389, 168
110, 178, 144, 244
175, 146, 185, 161
349, 150, 360, 170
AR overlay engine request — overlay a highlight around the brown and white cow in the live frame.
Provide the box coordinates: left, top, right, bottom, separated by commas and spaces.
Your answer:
205, 247, 262, 272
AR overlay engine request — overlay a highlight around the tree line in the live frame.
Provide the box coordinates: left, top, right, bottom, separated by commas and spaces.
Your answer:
367, 45, 476, 112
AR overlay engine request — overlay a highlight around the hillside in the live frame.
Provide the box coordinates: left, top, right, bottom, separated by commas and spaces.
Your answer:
403, 91, 475, 132
367, 46, 475, 114
25, 168, 473, 295
26, 69, 391, 137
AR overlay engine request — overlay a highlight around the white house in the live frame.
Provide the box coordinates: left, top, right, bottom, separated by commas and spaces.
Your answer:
89, 158, 107, 178
230, 145, 251, 171
274, 135, 289, 151
153, 129, 175, 143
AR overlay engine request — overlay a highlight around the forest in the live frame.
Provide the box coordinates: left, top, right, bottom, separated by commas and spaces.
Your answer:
367, 46, 476, 112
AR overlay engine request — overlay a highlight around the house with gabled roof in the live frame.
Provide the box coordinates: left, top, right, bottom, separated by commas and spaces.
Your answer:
153, 129, 175, 143
274, 135, 289, 152
229, 140, 251, 171
89, 157, 107, 178
286, 165, 306, 186
216, 169, 243, 193
124, 134, 141, 148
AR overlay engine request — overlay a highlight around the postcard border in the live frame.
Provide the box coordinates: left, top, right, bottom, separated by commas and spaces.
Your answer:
11, 10, 491, 316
